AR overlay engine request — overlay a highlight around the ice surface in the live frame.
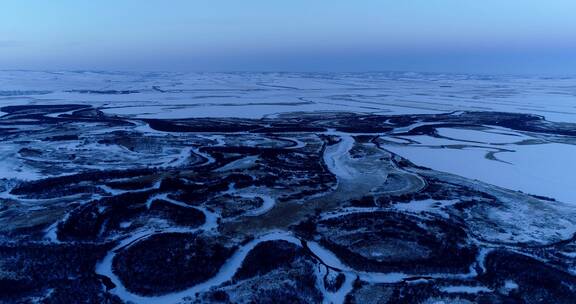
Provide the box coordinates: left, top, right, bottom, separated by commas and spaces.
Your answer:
386, 142, 576, 204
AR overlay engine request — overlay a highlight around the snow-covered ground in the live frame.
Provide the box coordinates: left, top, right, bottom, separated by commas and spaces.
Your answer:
2, 71, 576, 303
0, 144, 43, 180
1, 71, 576, 122
437, 127, 528, 144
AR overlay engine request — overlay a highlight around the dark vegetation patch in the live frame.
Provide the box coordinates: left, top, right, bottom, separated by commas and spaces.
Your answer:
105, 178, 157, 191
317, 211, 477, 274
478, 250, 576, 303
144, 118, 261, 133
0, 242, 116, 302
148, 199, 206, 227
57, 190, 157, 241
234, 240, 305, 281
112, 232, 235, 296
10, 168, 156, 198
0, 104, 90, 115
201, 239, 323, 304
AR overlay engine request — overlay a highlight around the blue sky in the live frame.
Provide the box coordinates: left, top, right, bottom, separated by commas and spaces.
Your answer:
1, 0, 575, 73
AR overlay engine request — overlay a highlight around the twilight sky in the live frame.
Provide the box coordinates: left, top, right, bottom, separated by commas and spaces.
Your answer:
1, 0, 576, 73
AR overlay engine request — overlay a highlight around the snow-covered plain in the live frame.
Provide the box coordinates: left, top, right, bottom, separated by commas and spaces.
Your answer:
2, 71, 576, 303
1, 70, 576, 122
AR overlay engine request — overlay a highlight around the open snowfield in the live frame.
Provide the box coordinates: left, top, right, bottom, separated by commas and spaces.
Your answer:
1, 70, 576, 121
1, 71, 576, 304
